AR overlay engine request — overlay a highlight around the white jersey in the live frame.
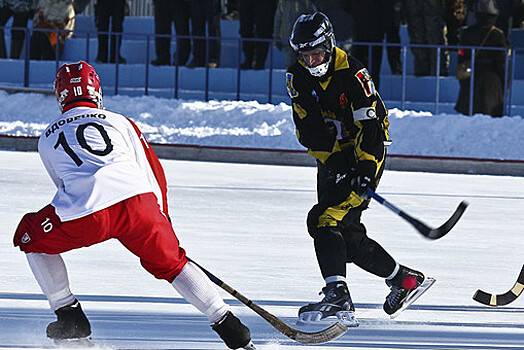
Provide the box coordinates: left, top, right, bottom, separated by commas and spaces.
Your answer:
38, 106, 166, 221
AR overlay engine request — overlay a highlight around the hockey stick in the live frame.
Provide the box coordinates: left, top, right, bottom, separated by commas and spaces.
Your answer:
366, 189, 468, 239
473, 264, 524, 306
187, 258, 348, 344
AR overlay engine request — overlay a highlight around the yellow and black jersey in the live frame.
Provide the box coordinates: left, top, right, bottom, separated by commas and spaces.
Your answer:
286, 47, 390, 169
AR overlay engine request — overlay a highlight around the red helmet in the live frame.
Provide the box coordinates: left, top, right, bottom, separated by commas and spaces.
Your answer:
53, 61, 103, 111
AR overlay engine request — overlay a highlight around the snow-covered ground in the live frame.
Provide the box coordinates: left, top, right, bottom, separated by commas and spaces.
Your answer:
0, 91, 523, 161
1, 150, 523, 349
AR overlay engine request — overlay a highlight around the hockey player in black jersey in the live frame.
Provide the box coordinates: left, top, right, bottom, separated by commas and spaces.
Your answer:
286, 12, 427, 325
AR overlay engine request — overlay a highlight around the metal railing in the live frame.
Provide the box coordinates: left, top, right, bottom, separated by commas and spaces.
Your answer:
352, 41, 513, 116
0, 25, 519, 116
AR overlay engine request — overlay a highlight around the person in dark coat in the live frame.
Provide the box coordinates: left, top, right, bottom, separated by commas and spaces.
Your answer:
464, 0, 523, 41
186, 0, 221, 68
455, 0, 508, 117
0, 0, 36, 59
95, 0, 126, 63
403, 0, 450, 76
351, 0, 403, 89
151, 0, 191, 66
238, 0, 277, 69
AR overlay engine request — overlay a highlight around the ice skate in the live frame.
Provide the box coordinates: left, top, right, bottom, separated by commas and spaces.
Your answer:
212, 311, 254, 349
46, 299, 92, 345
298, 281, 359, 327
384, 265, 434, 318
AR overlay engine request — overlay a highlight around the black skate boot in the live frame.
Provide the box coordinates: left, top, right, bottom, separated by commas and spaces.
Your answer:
298, 281, 358, 326
211, 311, 254, 349
46, 299, 91, 343
383, 265, 425, 316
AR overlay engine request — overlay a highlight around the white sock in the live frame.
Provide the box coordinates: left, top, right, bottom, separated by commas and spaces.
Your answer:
171, 261, 229, 323
26, 253, 76, 310
386, 263, 400, 280
325, 275, 346, 284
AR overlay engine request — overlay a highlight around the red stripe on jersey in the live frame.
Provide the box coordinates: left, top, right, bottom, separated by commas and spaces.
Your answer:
126, 118, 169, 218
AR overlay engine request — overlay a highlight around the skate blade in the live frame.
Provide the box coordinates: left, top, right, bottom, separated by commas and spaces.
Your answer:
53, 336, 95, 348
297, 311, 359, 328
297, 311, 323, 323
336, 310, 359, 327
390, 277, 436, 319
243, 341, 257, 349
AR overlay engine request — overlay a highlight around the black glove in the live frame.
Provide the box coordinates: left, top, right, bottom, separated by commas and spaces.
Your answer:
325, 151, 350, 176
351, 161, 376, 199
351, 174, 372, 198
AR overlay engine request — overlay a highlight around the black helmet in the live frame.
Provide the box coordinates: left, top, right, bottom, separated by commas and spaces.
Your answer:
475, 0, 499, 15
289, 12, 336, 77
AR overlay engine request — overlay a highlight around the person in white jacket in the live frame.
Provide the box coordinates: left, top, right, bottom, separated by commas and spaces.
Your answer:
30, 0, 75, 60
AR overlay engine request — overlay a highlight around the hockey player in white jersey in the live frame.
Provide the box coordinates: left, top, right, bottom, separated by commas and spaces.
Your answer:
13, 61, 254, 350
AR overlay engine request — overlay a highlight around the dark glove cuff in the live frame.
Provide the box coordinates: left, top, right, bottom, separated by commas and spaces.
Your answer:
356, 160, 376, 181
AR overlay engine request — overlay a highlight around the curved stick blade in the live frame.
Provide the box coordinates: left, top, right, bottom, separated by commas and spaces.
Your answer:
292, 322, 348, 344
426, 201, 469, 239
473, 264, 524, 306
399, 201, 468, 239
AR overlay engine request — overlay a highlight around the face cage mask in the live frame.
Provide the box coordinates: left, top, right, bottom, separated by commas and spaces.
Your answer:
301, 51, 332, 77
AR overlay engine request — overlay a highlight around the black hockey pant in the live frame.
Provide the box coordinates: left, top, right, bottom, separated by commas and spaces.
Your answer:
306, 161, 396, 280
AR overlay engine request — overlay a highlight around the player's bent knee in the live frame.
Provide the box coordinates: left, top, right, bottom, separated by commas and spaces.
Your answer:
307, 204, 327, 238
307, 203, 343, 239
13, 206, 57, 252
308, 225, 341, 242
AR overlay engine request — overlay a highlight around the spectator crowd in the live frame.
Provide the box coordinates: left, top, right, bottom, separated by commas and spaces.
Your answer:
1, 0, 523, 117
